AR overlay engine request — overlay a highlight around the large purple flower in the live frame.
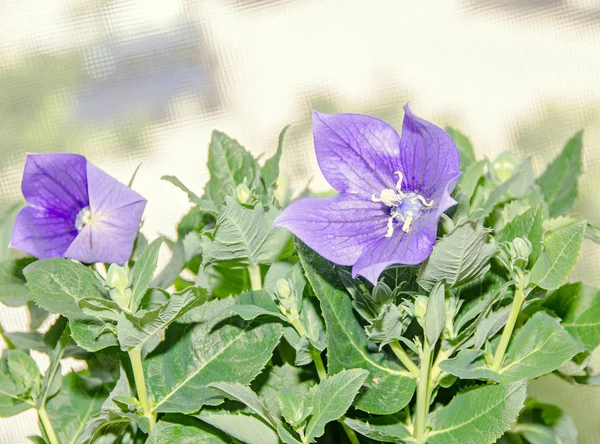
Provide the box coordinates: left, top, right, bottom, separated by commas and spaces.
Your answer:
10, 154, 146, 265
274, 104, 460, 285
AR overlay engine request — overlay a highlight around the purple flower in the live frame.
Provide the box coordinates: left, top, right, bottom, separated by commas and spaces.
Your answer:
274, 104, 460, 285
10, 154, 146, 265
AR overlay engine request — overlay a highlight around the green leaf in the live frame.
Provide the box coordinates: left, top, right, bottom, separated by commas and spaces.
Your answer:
428, 381, 527, 444
197, 411, 279, 444
497, 206, 544, 265
38, 319, 70, 409
261, 125, 289, 189
208, 382, 276, 427
0, 257, 36, 306
457, 160, 487, 202
0, 203, 24, 261
116, 286, 208, 350
253, 364, 314, 419
344, 415, 410, 443
75, 369, 134, 444
425, 282, 445, 347
146, 297, 282, 413
298, 243, 416, 414
46, 372, 107, 444
205, 131, 262, 206
70, 320, 118, 352
130, 237, 164, 312
7, 350, 41, 397
79, 298, 121, 321
147, 415, 231, 444
161, 176, 219, 215
530, 221, 586, 290
564, 304, 600, 351
537, 132, 582, 217
498, 312, 583, 381
446, 127, 476, 170
24, 259, 107, 320
232, 290, 285, 322
278, 388, 305, 426
201, 197, 291, 267
304, 369, 369, 442
439, 349, 500, 381
417, 222, 497, 291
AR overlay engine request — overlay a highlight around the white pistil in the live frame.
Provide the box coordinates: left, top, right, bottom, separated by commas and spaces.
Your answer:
372, 171, 433, 238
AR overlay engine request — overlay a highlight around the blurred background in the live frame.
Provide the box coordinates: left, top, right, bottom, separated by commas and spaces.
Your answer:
1, 0, 600, 441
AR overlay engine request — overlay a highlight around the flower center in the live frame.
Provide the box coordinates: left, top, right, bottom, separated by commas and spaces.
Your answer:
371, 171, 433, 238
75, 206, 93, 232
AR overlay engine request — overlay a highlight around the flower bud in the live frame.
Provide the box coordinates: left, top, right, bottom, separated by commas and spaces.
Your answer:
276, 279, 292, 300
235, 183, 252, 204
414, 296, 428, 319
110, 287, 132, 311
492, 152, 520, 183
511, 237, 531, 260
372, 282, 392, 304
106, 264, 130, 295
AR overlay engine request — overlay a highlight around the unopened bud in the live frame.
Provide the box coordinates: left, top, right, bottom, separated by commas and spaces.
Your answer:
106, 264, 130, 295
414, 296, 428, 319
235, 183, 252, 204
276, 279, 292, 299
493, 152, 520, 183
511, 237, 531, 260
372, 282, 392, 304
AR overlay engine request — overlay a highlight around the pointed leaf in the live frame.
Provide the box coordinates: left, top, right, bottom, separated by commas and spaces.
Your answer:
304, 369, 369, 442
147, 298, 282, 413
197, 411, 279, 444
261, 125, 289, 189
24, 259, 108, 320
446, 127, 476, 170
209, 382, 276, 427
537, 132, 582, 217
344, 415, 410, 443
130, 237, 164, 312
298, 243, 416, 415
425, 282, 445, 347
161, 176, 219, 215
530, 221, 586, 290
417, 222, 497, 291
498, 206, 544, 265
201, 197, 291, 267
147, 415, 230, 444
116, 286, 208, 350
428, 381, 526, 444
498, 312, 583, 381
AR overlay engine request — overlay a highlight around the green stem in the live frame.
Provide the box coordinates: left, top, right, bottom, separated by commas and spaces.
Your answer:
38, 406, 59, 444
341, 421, 361, 444
389, 340, 419, 377
248, 265, 262, 290
491, 284, 525, 372
311, 349, 327, 381
128, 346, 156, 432
414, 340, 432, 443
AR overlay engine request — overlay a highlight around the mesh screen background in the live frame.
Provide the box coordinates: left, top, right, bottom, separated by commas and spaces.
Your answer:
1, 0, 600, 442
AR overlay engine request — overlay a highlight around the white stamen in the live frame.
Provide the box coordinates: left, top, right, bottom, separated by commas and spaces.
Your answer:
394, 171, 404, 193
402, 213, 414, 233
385, 216, 394, 238
417, 195, 434, 207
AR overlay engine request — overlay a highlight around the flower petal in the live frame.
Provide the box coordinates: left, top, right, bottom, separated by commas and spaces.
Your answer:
63, 161, 146, 264
10, 206, 77, 259
273, 195, 388, 265
313, 112, 402, 198
399, 104, 460, 199
352, 213, 437, 285
21, 153, 88, 215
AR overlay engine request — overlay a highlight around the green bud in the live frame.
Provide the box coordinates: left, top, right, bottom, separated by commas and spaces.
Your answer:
492, 152, 520, 183
235, 183, 252, 204
276, 279, 292, 299
372, 282, 392, 304
511, 237, 531, 260
106, 264, 130, 295
110, 287, 132, 311
414, 296, 428, 319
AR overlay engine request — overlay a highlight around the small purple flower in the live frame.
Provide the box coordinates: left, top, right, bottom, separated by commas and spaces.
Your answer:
10, 154, 146, 265
274, 104, 460, 285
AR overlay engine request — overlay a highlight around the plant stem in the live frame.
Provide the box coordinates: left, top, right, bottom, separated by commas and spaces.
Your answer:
248, 265, 262, 290
38, 406, 59, 444
491, 284, 525, 372
389, 340, 419, 377
311, 349, 327, 381
341, 421, 361, 444
414, 340, 432, 444
128, 346, 156, 432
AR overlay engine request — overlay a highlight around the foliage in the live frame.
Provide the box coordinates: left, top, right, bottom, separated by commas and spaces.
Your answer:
0, 123, 593, 444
